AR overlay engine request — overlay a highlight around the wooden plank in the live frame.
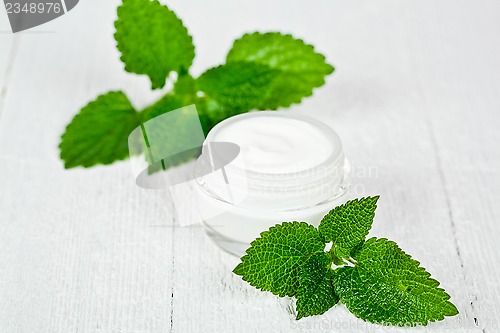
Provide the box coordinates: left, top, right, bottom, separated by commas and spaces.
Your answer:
0, 162, 175, 332
0, 0, 175, 332
0, 35, 14, 82
167, 0, 480, 332
0, 0, 498, 332
404, 2, 500, 332
0, 32, 17, 117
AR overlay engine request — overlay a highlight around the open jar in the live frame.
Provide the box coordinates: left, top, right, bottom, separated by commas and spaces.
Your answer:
194, 112, 350, 256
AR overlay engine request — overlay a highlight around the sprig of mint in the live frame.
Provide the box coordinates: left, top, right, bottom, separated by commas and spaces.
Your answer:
59, 0, 334, 170
234, 196, 459, 325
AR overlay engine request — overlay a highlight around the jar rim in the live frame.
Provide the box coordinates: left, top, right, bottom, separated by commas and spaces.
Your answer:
195, 168, 351, 213
203, 111, 344, 177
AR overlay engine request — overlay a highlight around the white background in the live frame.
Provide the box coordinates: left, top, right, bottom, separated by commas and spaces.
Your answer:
0, 0, 499, 332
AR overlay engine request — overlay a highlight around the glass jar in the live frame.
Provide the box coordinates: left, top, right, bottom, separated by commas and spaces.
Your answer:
193, 112, 350, 256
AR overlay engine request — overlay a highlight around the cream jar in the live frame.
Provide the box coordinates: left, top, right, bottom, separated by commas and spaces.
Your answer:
194, 112, 350, 256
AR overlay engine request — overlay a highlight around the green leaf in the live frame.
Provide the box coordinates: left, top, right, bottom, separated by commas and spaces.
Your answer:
172, 72, 198, 99
196, 96, 229, 128
197, 61, 278, 113
233, 222, 325, 297
140, 74, 229, 174
227, 32, 334, 109
296, 252, 339, 320
333, 238, 459, 326
142, 77, 198, 123
60, 91, 140, 168
115, 0, 195, 89
140, 89, 207, 173
318, 196, 379, 260
142, 74, 214, 136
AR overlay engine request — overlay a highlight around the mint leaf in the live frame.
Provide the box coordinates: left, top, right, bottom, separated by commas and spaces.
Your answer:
333, 238, 459, 326
140, 90, 209, 173
142, 79, 198, 123
226, 32, 334, 109
296, 252, 339, 320
234, 198, 458, 326
60, 91, 140, 168
318, 196, 379, 260
196, 97, 229, 127
197, 61, 278, 113
141, 93, 198, 173
233, 222, 325, 297
138, 74, 225, 174
115, 0, 195, 89
172, 72, 198, 100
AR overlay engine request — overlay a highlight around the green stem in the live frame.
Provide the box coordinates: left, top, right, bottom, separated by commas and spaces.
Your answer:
329, 245, 344, 266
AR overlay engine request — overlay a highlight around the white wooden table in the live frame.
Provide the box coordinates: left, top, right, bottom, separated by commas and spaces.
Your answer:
0, 1, 499, 332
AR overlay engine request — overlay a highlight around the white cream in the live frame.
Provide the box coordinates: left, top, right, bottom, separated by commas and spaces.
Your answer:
213, 115, 334, 174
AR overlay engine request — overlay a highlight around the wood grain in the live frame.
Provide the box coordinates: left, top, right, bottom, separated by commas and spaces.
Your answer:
0, 0, 498, 332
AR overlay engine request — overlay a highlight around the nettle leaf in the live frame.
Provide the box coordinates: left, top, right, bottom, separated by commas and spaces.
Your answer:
60, 91, 140, 168
115, 0, 195, 89
233, 222, 325, 297
333, 238, 459, 326
227, 32, 334, 109
197, 61, 278, 113
296, 252, 339, 320
318, 196, 379, 260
